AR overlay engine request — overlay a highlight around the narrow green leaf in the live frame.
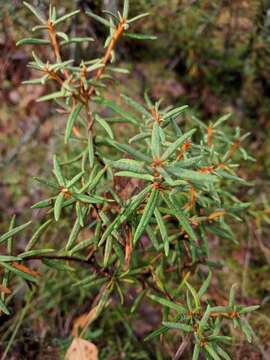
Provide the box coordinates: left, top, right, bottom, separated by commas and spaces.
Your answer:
99, 186, 151, 245
33, 176, 59, 189
73, 193, 103, 204
176, 168, 216, 183
129, 133, 150, 145
146, 225, 159, 249
229, 284, 237, 307
26, 219, 53, 251
107, 66, 129, 74
37, 91, 66, 102
102, 10, 119, 22
124, 33, 157, 40
96, 288, 111, 316
205, 345, 222, 360
121, 94, 151, 118
23, 2, 45, 23
166, 156, 203, 171
207, 225, 233, 241
162, 321, 193, 332
116, 281, 124, 304
216, 170, 246, 184
16, 38, 50, 46
53, 10, 80, 25
198, 271, 212, 299
93, 97, 138, 125
76, 200, 84, 226
207, 335, 231, 343
0, 221, 32, 246
151, 122, 161, 159
108, 141, 151, 162
154, 208, 169, 256
20, 249, 55, 258
109, 159, 145, 173
56, 33, 70, 43
95, 114, 114, 139
65, 103, 82, 144
42, 259, 75, 272
163, 105, 189, 120
86, 11, 113, 28
0, 256, 22, 262
67, 171, 85, 188
87, 166, 107, 192
162, 193, 197, 242
127, 13, 150, 23
115, 171, 153, 181
133, 189, 159, 244
192, 344, 201, 360
54, 192, 65, 221
7, 216, 16, 255
123, 0, 129, 18
131, 289, 147, 313
0, 298, 10, 315
32, 24, 48, 32
215, 346, 232, 360
49, 4, 56, 21
185, 281, 200, 310
148, 293, 186, 313
31, 197, 55, 209
240, 319, 254, 343
113, 241, 125, 265
22, 76, 48, 85
53, 155, 65, 186
161, 129, 196, 161
210, 306, 230, 313
69, 238, 93, 255
0, 262, 38, 284
199, 304, 211, 330
66, 217, 81, 251
104, 236, 113, 267
60, 37, 94, 45
88, 132, 94, 168
156, 166, 174, 185
239, 305, 260, 314
144, 326, 169, 341
213, 114, 231, 129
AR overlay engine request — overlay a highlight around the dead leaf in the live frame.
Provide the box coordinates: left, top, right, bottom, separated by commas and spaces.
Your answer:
125, 225, 132, 269
0, 284, 11, 295
65, 338, 98, 360
12, 262, 40, 277
72, 306, 97, 337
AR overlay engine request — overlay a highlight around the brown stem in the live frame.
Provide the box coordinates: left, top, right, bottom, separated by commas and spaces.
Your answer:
88, 21, 126, 97
173, 335, 191, 360
47, 20, 69, 79
24, 254, 91, 264
23, 254, 110, 278
86, 102, 95, 131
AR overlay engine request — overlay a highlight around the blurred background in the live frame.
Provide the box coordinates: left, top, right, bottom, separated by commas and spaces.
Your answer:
0, 0, 270, 359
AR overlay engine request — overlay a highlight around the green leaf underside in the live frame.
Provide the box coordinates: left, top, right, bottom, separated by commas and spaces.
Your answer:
133, 188, 159, 244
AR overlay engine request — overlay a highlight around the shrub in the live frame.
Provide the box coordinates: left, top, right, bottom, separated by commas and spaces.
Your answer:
0, 1, 259, 359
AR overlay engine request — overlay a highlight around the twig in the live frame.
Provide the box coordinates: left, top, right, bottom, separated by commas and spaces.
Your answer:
88, 21, 126, 97
23, 253, 110, 278
47, 20, 69, 79
173, 335, 191, 360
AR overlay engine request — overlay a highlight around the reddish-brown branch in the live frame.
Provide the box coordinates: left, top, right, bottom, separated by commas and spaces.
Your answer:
88, 21, 126, 97
47, 20, 69, 79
